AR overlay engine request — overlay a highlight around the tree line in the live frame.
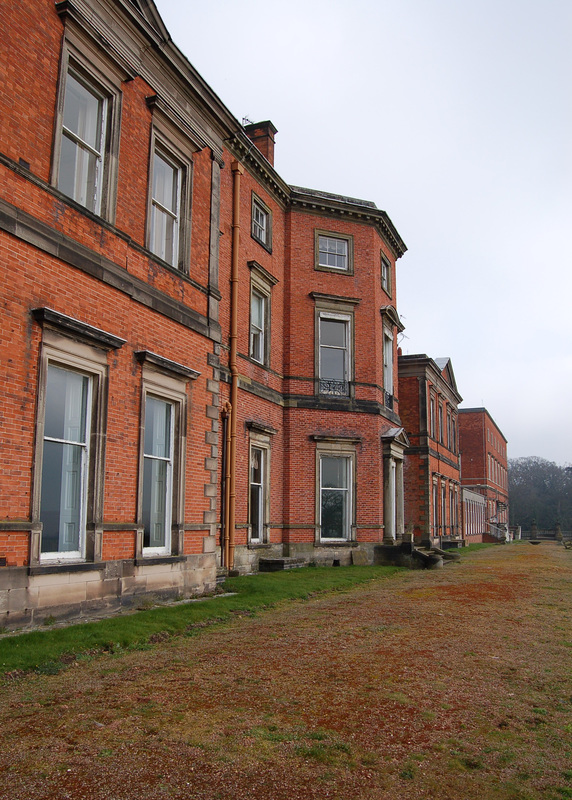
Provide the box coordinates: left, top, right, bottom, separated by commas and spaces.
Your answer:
509, 457, 572, 531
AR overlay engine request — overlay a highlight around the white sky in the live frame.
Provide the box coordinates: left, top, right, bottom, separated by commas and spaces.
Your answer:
156, 0, 572, 465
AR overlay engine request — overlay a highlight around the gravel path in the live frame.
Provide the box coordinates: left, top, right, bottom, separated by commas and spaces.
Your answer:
1, 543, 572, 799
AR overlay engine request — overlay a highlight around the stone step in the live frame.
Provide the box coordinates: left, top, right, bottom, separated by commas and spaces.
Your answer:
258, 557, 307, 572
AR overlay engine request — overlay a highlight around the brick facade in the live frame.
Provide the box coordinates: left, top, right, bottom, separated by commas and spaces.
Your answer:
0, 0, 409, 627
458, 408, 509, 541
398, 355, 462, 547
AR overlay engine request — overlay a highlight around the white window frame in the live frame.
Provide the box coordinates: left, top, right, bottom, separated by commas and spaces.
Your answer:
318, 312, 351, 396
383, 327, 394, 396
141, 394, 175, 556
149, 145, 182, 268
251, 194, 272, 251
33, 331, 109, 564
381, 254, 391, 295
58, 69, 108, 215
317, 449, 355, 542
315, 230, 353, 274
52, 36, 123, 221
247, 261, 277, 367
249, 287, 267, 364
138, 365, 188, 558
248, 441, 270, 543
429, 394, 436, 439
39, 364, 92, 561
146, 118, 194, 272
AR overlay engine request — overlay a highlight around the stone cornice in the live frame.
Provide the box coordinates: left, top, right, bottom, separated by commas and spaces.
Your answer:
289, 186, 407, 260
32, 308, 126, 350
134, 350, 200, 380
56, 0, 238, 162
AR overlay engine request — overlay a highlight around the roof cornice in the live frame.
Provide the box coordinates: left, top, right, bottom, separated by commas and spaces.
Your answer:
289, 186, 407, 260
226, 131, 291, 206
57, 0, 239, 162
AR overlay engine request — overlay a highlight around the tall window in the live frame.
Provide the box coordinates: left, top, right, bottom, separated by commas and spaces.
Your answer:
40, 365, 91, 558
319, 315, 350, 395
432, 481, 439, 536
252, 195, 272, 250
58, 69, 108, 214
249, 446, 266, 542
320, 456, 351, 540
381, 255, 391, 294
441, 484, 447, 535
150, 148, 181, 267
383, 328, 394, 406
142, 396, 173, 553
430, 396, 436, 439
250, 289, 266, 363
438, 404, 444, 443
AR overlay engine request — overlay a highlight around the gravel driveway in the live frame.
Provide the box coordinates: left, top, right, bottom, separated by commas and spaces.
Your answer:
1, 542, 571, 799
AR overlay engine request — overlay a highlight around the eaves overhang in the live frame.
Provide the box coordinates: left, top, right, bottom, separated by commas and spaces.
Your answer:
226, 130, 291, 206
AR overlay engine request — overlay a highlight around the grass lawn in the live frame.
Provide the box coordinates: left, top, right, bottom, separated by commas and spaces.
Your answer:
0, 564, 403, 675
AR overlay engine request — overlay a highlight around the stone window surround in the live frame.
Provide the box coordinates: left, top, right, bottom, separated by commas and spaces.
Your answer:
247, 427, 272, 545
381, 251, 392, 296
51, 30, 125, 223
311, 293, 359, 399
313, 436, 359, 544
251, 192, 272, 252
135, 352, 196, 559
314, 229, 354, 275
30, 311, 125, 566
146, 107, 197, 274
248, 260, 278, 367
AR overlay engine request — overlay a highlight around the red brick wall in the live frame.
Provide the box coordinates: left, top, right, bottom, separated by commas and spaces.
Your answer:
459, 409, 509, 523
0, 0, 218, 569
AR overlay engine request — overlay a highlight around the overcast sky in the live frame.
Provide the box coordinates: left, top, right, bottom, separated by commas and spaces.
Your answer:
157, 0, 571, 465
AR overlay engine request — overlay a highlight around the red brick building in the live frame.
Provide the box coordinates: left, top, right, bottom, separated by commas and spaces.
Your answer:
0, 0, 408, 626
458, 408, 509, 541
398, 355, 463, 547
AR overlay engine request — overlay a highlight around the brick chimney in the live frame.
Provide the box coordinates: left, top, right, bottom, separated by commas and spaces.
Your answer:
243, 120, 277, 167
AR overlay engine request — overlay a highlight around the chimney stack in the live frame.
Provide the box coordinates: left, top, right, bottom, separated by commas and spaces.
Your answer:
244, 120, 277, 167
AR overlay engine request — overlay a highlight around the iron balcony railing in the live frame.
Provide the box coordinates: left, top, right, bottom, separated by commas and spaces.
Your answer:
319, 379, 349, 397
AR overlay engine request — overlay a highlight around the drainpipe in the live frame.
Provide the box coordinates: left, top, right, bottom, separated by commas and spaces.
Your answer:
228, 161, 243, 572
221, 402, 232, 567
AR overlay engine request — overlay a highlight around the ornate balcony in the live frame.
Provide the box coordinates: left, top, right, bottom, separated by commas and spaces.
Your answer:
319, 379, 349, 397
